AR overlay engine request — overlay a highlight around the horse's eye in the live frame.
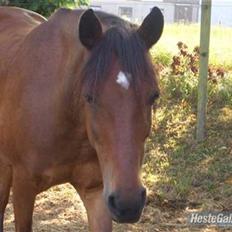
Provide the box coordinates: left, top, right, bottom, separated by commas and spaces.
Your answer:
84, 94, 94, 104
149, 92, 160, 105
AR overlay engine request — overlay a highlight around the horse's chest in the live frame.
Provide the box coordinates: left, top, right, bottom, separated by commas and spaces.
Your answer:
26, 143, 97, 191
37, 164, 75, 190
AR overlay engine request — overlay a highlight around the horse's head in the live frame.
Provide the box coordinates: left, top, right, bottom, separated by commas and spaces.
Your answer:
79, 8, 163, 223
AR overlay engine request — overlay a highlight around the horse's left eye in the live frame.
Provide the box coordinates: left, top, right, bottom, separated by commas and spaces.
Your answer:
84, 94, 94, 104
149, 92, 160, 105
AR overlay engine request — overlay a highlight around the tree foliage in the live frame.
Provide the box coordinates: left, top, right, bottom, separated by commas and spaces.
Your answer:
0, 0, 89, 17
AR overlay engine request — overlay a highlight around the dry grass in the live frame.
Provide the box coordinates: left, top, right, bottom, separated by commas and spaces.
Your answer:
4, 184, 232, 232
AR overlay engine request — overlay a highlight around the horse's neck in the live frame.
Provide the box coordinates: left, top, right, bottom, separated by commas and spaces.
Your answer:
36, 15, 88, 135
3, 10, 87, 133
0, 8, 44, 99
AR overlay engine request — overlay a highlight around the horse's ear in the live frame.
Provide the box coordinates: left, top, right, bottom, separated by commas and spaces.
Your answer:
79, 9, 102, 50
137, 7, 164, 49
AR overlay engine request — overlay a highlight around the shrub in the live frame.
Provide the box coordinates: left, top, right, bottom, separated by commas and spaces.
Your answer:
0, 0, 89, 17
158, 42, 231, 105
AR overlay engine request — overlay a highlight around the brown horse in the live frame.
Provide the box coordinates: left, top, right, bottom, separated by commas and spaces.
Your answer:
0, 6, 163, 232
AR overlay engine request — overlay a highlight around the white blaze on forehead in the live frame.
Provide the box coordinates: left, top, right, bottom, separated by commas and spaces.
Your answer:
116, 71, 130, 90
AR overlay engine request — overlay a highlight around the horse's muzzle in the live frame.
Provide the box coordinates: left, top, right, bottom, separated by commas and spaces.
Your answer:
107, 187, 146, 223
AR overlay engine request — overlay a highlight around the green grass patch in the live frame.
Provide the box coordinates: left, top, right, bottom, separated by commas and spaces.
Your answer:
144, 100, 232, 209
151, 24, 232, 70
144, 25, 232, 210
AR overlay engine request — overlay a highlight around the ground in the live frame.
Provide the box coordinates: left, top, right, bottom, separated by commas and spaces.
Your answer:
3, 184, 231, 231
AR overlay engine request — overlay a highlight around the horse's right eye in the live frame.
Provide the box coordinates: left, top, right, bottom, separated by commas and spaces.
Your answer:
84, 94, 94, 104
149, 92, 160, 105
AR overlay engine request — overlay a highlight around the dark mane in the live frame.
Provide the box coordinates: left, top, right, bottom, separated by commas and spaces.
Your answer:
82, 14, 156, 95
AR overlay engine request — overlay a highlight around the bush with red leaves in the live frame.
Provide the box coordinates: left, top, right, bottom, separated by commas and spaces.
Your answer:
171, 42, 226, 84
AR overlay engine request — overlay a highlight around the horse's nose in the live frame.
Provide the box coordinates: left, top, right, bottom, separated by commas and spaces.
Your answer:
107, 187, 146, 223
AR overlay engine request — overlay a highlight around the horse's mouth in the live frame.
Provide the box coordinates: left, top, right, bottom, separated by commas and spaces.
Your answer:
110, 207, 143, 224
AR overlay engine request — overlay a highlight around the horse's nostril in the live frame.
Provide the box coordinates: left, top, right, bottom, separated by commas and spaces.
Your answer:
141, 188, 146, 201
108, 193, 116, 210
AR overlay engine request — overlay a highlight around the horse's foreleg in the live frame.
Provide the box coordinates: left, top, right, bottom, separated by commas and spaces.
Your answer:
0, 164, 12, 232
77, 187, 112, 232
12, 169, 36, 232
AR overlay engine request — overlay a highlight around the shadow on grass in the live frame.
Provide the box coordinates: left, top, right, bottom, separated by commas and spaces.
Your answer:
145, 99, 232, 212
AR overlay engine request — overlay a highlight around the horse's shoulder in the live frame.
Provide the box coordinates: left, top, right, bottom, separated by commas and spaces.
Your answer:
0, 7, 46, 43
0, 7, 46, 73
0, 7, 46, 25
